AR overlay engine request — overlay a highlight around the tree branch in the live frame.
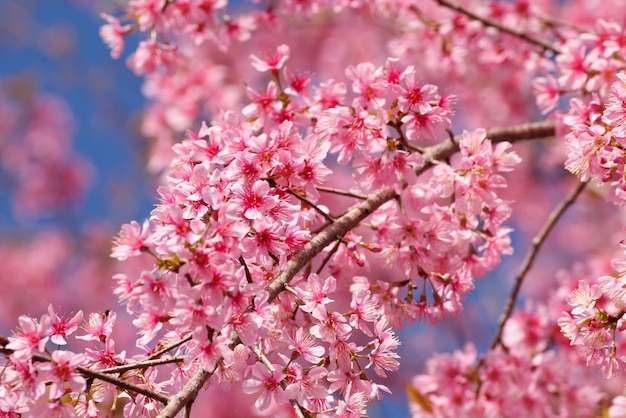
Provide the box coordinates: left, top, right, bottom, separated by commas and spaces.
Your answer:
435, 0, 561, 55
286, 188, 335, 223
489, 180, 587, 350
147, 334, 192, 360
266, 187, 397, 300
1, 349, 171, 404
421, 120, 556, 166
97, 356, 184, 374
315, 185, 368, 200
156, 366, 215, 417
76, 364, 171, 404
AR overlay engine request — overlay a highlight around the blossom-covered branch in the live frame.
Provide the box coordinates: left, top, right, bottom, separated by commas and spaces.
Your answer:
434, 0, 561, 54
491, 180, 587, 350
158, 118, 556, 417
9, 1, 626, 417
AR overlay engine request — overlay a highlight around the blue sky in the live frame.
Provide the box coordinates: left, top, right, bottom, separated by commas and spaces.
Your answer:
0, 0, 153, 229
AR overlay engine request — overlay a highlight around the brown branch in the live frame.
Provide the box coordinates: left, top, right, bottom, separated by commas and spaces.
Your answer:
148, 335, 192, 360
27, 353, 171, 404
315, 185, 368, 200
0, 349, 170, 403
421, 121, 555, 167
157, 366, 216, 417
539, 14, 588, 34
479, 120, 556, 144
435, 0, 561, 55
154, 120, 557, 417
489, 180, 587, 350
97, 356, 184, 374
76, 364, 170, 404
286, 188, 335, 223
239, 255, 253, 283
266, 187, 397, 300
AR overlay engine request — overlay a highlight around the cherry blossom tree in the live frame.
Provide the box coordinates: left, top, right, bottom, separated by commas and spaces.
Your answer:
5, 0, 626, 417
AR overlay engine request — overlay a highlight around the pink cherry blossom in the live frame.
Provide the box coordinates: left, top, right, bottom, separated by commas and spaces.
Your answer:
6, 315, 51, 356
345, 62, 387, 108
230, 179, 279, 220
285, 328, 325, 364
99, 13, 129, 59
367, 320, 401, 378
566, 280, 602, 315
283, 364, 328, 411
250, 44, 290, 73
111, 220, 152, 260
242, 362, 286, 410
335, 383, 367, 418
48, 304, 83, 346
533, 75, 560, 114
40, 350, 87, 399
296, 274, 336, 321
75, 311, 116, 342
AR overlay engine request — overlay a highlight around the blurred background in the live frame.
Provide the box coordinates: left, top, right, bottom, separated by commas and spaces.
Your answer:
0, 0, 151, 227
0, 0, 157, 351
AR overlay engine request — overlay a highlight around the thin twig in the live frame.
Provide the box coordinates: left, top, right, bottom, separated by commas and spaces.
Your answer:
239, 255, 253, 283
76, 364, 170, 403
287, 188, 335, 223
435, 0, 561, 55
489, 180, 587, 350
315, 185, 368, 200
290, 400, 309, 418
539, 13, 588, 34
97, 356, 184, 374
1, 350, 170, 403
250, 345, 308, 418
250, 343, 276, 374
147, 334, 192, 360
155, 120, 557, 417
283, 285, 299, 297
316, 239, 342, 276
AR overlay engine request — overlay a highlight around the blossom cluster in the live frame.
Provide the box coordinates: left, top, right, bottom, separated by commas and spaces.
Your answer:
562, 72, 626, 205
0, 24, 526, 416
558, 239, 626, 379
359, 127, 520, 326
0, 305, 112, 416
100, 0, 558, 173
88, 47, 521, 415
537, 21, 626, 208
532, 19, 626, 115
41, 0, 626, 416
100, 0, 556, 80
409, 341, 604, 417
409, 249, 626, 417
98, 1, 626, 179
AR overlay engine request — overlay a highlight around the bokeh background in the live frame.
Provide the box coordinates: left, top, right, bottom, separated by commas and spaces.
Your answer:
0, 0, 151, 227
